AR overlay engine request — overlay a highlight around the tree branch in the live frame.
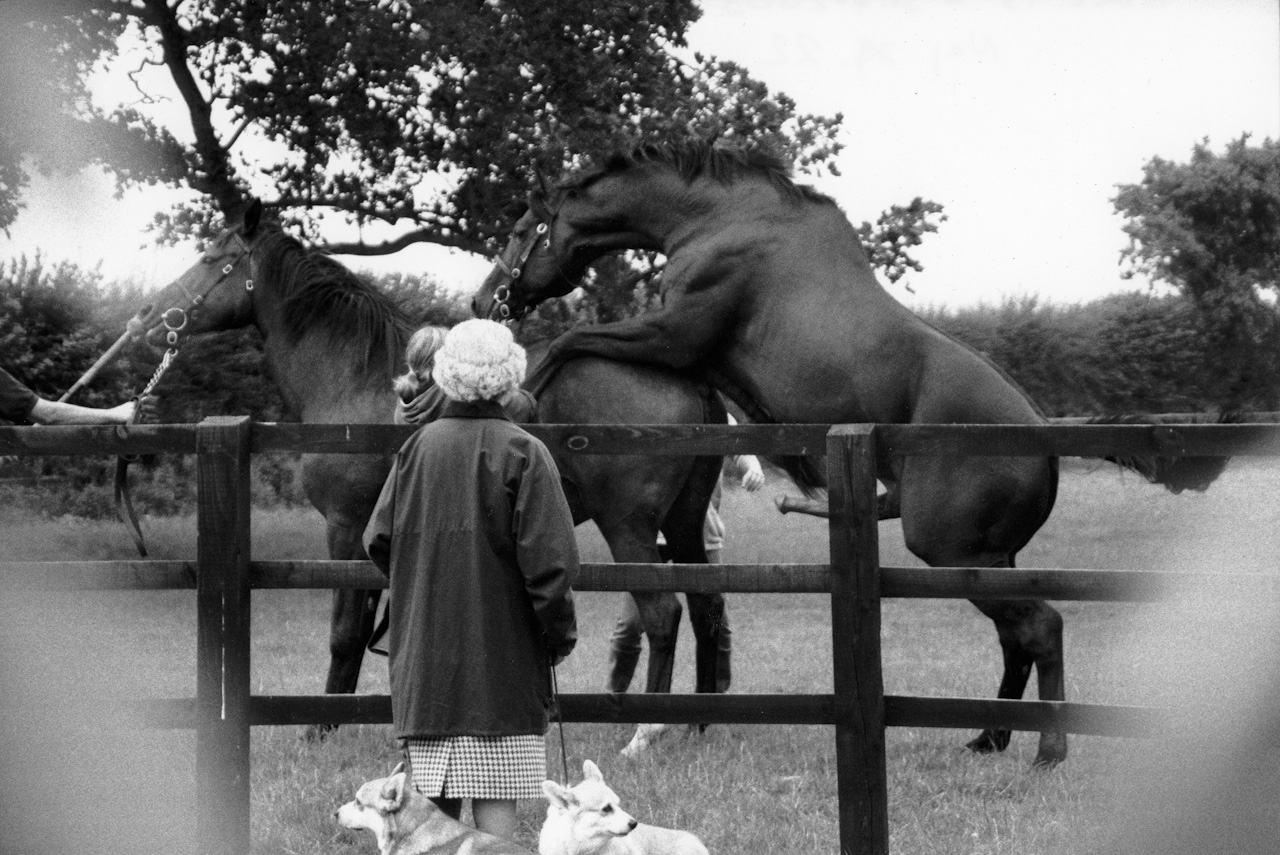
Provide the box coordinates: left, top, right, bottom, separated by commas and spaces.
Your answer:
319, 228, 488, 257
143, 0, 241, 214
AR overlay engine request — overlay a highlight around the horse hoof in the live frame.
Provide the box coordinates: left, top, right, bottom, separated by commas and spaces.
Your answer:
1031, 752, 1066, 769
1032, 738, 1068, 769
620, 723, 670, 758
965, 729, 1010, 754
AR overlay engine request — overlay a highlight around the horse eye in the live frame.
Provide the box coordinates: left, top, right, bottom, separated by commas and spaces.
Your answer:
602, 806, 612, 814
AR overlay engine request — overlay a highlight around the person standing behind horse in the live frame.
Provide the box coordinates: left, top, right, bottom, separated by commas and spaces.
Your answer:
392, 325, 536, 426
608, 414, 765, 695
363, 319, 578, 841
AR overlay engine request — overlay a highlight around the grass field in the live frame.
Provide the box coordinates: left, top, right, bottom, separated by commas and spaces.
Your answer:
3, 457, 1279, 854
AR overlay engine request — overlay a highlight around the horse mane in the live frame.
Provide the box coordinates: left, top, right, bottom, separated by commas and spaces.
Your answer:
558, 138, 835, 206
254, 225, 413, 378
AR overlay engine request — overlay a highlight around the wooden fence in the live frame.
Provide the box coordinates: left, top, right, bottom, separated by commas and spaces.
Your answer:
4, 416, 1280, 855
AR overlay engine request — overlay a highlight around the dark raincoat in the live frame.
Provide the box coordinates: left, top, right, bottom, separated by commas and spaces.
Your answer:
364, 398, 578, 738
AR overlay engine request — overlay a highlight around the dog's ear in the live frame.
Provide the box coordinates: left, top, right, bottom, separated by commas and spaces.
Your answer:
379, 769, 411, 813
542, 780, 576, 810
582, 759, 603, 782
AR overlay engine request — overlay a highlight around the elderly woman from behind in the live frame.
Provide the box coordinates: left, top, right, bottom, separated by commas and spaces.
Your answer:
391, 324, 535, 426
364, 319, 578, 841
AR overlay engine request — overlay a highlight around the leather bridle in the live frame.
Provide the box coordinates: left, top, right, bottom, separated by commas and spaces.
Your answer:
158, 231, 256, 346
489, 197, 575, 322
116, 230, 256, 558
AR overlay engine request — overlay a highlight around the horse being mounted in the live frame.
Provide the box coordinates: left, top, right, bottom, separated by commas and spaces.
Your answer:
472, 138, 1226, 768
135, 200, 732, 724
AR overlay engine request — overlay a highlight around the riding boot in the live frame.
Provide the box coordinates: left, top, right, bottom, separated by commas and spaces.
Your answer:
607, 642, 642, 693
606, 595, 645, 693
715, 612, 732, 694
689, 593, 729, 694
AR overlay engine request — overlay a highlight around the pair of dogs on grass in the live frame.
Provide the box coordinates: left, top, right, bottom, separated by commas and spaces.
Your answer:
338, 760, 708, 855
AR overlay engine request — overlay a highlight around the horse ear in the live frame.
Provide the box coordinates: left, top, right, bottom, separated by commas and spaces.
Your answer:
243, 198, 263, 238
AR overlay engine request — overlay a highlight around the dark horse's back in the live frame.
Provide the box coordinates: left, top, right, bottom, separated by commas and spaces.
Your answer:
527, 347, 726, 544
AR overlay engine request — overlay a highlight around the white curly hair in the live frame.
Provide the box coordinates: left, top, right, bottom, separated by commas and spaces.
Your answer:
432, 319, 527, 403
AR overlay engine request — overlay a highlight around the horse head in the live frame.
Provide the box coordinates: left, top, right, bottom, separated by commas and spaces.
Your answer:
473, 193, 575, 322
138, 198, 266, 351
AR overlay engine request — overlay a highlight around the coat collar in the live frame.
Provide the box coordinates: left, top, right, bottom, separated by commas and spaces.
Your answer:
442, 398, 510, 420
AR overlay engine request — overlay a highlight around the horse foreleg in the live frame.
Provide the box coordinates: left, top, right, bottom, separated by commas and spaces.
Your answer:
970, 597, 1068, 767
307, 519, 381, 741
324, 588, 381, 694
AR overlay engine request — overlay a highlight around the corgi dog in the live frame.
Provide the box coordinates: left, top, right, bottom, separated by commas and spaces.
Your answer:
539, 760, 709, 855
336, 762, 532, 855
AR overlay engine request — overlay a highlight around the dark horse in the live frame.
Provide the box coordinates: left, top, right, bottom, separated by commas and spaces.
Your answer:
136, 200, 731, 720
473, 139, 1226, 767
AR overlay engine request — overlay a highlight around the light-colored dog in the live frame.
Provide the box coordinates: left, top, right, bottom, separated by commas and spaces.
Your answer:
539, 760, 709, 855
336, 762, 532, 855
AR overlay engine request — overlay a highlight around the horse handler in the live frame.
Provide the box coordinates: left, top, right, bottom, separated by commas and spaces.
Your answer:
363, 318, 578, 842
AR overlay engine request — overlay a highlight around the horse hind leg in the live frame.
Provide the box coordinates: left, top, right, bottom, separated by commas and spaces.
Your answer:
595, 516, 684, 695
661, 452, 723, 696
969, 594, 1068, 767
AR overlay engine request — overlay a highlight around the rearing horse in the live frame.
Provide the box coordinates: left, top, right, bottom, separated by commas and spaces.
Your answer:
473, 139, 1224, 767
136, 200, 731, 722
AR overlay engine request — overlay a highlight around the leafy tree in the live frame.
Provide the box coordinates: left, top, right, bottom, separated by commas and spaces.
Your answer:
854, 197, 947, 290
1113, 135, 1280, 409
0, 255, 135, 410
2, 0, 842, 254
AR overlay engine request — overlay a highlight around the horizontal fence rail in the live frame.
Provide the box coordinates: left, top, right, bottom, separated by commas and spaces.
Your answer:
136, 692, 1181, 737
8, 420, 1280, 458
7, 559, 1278, 603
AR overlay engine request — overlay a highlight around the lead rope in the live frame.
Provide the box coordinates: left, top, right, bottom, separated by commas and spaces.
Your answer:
114, 344, 179, 557
550, 654, 569, 785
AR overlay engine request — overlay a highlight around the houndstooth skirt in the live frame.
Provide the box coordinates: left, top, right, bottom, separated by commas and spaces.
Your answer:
406, 734, 546, 800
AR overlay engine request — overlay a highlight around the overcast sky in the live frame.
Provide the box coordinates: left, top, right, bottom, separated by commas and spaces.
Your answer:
3, 0, 1278, 308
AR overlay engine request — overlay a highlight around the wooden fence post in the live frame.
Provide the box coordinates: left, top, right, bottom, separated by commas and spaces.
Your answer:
827, 425, 889, 855
196, 416, 252, 855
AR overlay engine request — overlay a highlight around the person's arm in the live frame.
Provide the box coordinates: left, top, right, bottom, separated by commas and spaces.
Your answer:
727, 453, 765, 492
513, 443, 578, 663
27, 398, 138, 425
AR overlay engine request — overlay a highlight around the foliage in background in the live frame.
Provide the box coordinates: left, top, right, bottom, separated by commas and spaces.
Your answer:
917, 292, 1270, 417
1, 0, 842, 255
1114, 135, 1280, 410
0, 259, 469, 517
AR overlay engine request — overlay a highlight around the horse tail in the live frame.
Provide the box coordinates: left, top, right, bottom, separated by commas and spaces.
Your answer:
1091, 411, 1239, 494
